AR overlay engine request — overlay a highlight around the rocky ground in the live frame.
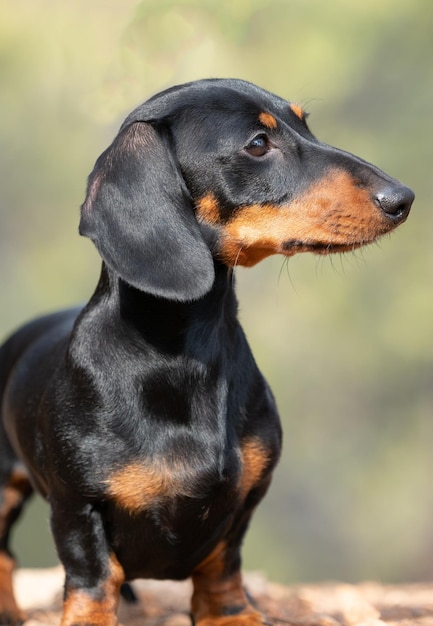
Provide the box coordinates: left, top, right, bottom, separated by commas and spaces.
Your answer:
13, 567, 433, 626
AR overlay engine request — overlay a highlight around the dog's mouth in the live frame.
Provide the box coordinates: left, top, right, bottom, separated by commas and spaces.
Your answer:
281, 239, 371, 256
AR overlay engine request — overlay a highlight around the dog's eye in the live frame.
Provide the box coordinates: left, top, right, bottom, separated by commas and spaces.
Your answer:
245, 134, 270, 157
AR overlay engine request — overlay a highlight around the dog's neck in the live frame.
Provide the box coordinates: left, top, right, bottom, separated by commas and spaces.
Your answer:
89, 262, 239, 358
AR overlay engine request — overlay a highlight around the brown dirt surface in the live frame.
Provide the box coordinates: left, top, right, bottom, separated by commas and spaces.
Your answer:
13, 567, 433, 626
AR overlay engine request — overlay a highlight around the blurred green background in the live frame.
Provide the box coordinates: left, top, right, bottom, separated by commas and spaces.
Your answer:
1, 0, 432, 585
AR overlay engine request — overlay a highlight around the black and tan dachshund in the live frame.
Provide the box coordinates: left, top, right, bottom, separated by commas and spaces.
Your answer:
0, 79, 413, 625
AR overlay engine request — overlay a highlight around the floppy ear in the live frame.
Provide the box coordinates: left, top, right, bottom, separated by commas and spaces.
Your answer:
79, 122, 215, 301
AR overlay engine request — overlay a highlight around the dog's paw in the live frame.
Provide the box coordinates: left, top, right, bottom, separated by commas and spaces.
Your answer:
194, 609, 270, 626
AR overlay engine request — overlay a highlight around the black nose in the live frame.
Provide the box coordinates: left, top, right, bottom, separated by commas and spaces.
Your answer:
374, 183, 414, 223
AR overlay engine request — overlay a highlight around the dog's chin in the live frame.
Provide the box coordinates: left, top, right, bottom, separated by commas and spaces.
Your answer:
281, 237, 383, 256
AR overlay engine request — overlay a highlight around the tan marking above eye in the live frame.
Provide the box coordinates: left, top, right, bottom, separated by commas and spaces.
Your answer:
258, 112, 277, 129
289, 102, 306, 120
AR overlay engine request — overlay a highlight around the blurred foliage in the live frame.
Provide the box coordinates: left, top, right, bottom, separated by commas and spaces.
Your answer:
1, 0, 432, 584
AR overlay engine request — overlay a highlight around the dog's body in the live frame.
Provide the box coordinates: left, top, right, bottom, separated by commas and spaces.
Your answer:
0, 79, 413, 625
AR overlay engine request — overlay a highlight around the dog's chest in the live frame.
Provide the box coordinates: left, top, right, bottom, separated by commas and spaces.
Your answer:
102, 443, 238, 516
100, 436, 272, 580
102, 434, 270, 516
104, 457, 225, 514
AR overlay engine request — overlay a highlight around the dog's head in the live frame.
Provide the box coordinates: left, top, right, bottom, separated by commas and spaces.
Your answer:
80, 79, 413, 301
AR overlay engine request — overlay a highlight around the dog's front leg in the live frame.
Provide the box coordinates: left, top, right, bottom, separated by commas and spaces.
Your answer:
50, 499, 124, 626
191, 541, 268, 626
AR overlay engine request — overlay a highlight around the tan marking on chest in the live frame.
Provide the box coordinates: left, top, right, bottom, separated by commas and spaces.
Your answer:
240, 438, 270, 499
105, 460, 196, 515
258, 112, 277, 129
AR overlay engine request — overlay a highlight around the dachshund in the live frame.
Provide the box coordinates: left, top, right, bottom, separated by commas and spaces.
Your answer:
0, 78, 413, 626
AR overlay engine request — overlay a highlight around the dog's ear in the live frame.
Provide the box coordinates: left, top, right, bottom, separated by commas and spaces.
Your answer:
79, 122, 215, 301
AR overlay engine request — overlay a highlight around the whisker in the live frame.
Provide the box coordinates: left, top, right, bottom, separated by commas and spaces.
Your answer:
229, 245, 244, 289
